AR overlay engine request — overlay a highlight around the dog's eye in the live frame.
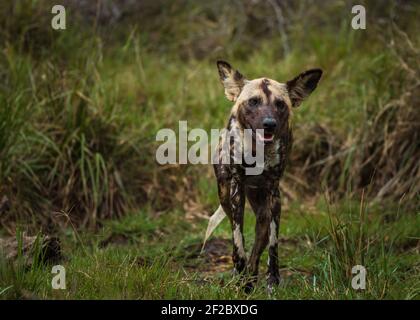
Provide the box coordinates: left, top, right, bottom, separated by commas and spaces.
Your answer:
275, 99, 286, 110
248, 97, 260, 107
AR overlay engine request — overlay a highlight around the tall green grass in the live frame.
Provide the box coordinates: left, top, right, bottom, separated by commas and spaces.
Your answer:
0, 230, 50, 299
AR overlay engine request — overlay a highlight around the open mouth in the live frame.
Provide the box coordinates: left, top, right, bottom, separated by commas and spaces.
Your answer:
256, 131, 274, 143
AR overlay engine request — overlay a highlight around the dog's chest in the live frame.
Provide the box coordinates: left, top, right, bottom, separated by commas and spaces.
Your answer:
264, 141, 281, 169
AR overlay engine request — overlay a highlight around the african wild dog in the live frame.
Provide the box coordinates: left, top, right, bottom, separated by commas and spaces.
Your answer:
206, 60, 322, 291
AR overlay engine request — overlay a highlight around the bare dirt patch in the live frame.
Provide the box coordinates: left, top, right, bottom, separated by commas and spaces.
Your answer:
182, 237, 232, 276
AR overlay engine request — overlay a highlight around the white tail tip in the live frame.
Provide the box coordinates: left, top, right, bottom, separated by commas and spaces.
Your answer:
201, 205, 226, 253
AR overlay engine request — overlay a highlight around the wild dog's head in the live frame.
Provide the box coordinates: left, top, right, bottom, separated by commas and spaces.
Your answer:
217, 60, 322, 144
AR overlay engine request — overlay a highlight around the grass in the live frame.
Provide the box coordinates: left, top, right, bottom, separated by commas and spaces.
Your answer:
0, 0, 419, 299
1, 199, 418, 299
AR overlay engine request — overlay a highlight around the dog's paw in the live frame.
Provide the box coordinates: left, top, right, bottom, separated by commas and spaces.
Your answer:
266, 274, 281, 295
267, 283, 275, 296
244, 281, 255, 294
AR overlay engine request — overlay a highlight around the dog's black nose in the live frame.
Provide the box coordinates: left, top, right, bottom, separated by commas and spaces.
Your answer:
263, 118, 277, 130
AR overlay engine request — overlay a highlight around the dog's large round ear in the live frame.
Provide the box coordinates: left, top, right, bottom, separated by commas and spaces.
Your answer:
217, 60, 246, 102
287, 69, 323, 107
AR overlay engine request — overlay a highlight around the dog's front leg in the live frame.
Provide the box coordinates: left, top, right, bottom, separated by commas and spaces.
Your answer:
246, 188, 271, 289
229, 177, 246, 274
214, 163, 246, 275
267, 187, 281, 289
